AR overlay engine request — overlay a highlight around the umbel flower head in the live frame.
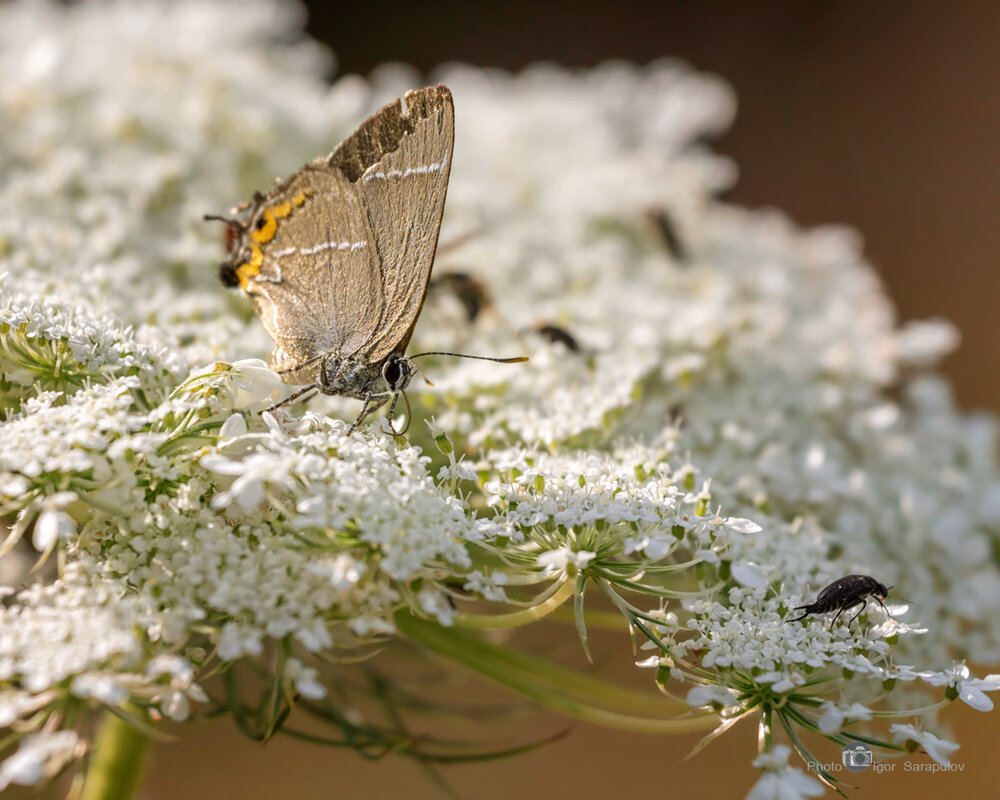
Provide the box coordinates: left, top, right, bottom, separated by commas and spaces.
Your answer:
1, 0, 999, 797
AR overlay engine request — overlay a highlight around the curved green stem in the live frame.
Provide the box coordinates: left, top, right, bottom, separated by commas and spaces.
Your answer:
80, 710, 150, 800
453, 578, 575, 629
397, 612, 717, 733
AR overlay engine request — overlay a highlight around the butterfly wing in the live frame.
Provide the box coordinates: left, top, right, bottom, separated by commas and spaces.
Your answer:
234, 165, 382, 385
329, 85, 455, 362
228, 85, 454, 384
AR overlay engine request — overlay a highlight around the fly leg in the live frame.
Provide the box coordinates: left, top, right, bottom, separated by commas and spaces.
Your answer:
788, 604, 817, 623
875, 598, 896, 621
830, 598, 864, 629
847, 598, 868, 629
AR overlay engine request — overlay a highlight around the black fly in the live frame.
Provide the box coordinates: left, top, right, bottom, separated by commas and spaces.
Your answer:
788, 574, 892, 629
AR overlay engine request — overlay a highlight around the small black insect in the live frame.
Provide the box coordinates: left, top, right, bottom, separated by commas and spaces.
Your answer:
788, 574, 892, 629
527, 322, 581, 353
427, 271, 492, 322
648, 208, 688, 263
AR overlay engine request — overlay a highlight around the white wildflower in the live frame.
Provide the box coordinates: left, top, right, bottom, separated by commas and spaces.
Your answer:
217, 622, 264, 661
31, 492, 77, 552
70, 673, 127, 705
731, 561, 769, 588
219, 413, 248, 439
747, 745, 824, 800
0, 0, 997, 795
687, 685, 740, 709
890, 724, 960, 767
919, 663, 1000, 711
418, 587, 456, 627
0, 732, 81, 789
463, 570, 509, 602
816, 702, 873, 734
285, 658, 326, 700
537, 546, 597, 577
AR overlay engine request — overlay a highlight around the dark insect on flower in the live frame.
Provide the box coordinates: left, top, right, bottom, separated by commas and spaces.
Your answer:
427, 271, 493, 322
647, 208, 688, 263
526, 322, 580, 352
788, 574, 893, 629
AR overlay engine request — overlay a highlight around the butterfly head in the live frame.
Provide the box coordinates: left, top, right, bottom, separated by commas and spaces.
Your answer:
205, 192, 267, 289
381, 355, 412, 393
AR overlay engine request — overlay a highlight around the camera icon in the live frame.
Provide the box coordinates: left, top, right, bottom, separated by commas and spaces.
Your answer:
842, 742, 873, 772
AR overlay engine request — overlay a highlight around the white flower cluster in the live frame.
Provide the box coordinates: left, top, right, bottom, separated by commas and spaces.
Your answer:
482, 445, 761, 582
1, 0, 998, 796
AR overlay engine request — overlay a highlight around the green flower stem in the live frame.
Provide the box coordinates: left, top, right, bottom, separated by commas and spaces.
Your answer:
453, 577, 575, 629
547, 604, 632, 631
396, 612, 716, 732
80, 711, 150, 800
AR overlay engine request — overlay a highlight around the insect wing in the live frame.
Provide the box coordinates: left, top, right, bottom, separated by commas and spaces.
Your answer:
228, 85, 455, 384
238, 167, 382, 385
329, 85, 455, 362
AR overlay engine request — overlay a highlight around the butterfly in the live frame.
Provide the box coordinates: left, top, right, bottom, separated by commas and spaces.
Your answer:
207, 85, 524, 434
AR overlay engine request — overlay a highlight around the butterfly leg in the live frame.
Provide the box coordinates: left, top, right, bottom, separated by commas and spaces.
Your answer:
266, 384, 319, 414
347, 393, 391, 435
380, 389, 415, 437
380, 392, 404, 436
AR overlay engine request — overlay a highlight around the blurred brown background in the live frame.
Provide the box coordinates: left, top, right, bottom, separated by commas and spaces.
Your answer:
52, 1, 1000, 798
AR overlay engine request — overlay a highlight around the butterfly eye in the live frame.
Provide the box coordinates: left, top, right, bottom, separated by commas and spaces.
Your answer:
218, 261, 239, 288
382, 359, 405, 389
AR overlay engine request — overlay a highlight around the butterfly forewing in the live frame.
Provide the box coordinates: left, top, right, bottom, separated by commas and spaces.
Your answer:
329, 86, 455, 362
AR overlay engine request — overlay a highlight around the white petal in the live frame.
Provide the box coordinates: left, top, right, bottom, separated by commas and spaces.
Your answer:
958, 684, 993, 712
219, 413, 247, 438
731, 561, 768, 588
724, 517, 762, 534
31, 508, 74, 552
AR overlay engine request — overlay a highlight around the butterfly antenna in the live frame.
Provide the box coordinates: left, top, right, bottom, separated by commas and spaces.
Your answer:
410, 351, 528, 364
203, 213, 240, 225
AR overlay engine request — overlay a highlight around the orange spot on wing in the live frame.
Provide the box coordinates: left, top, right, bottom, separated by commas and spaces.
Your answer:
251, 209, 278, 243
236, 243, 264, 288
250, 191, 310, 245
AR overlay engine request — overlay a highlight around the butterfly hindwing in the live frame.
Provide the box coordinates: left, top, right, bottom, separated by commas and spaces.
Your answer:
231, 165, 379, 384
